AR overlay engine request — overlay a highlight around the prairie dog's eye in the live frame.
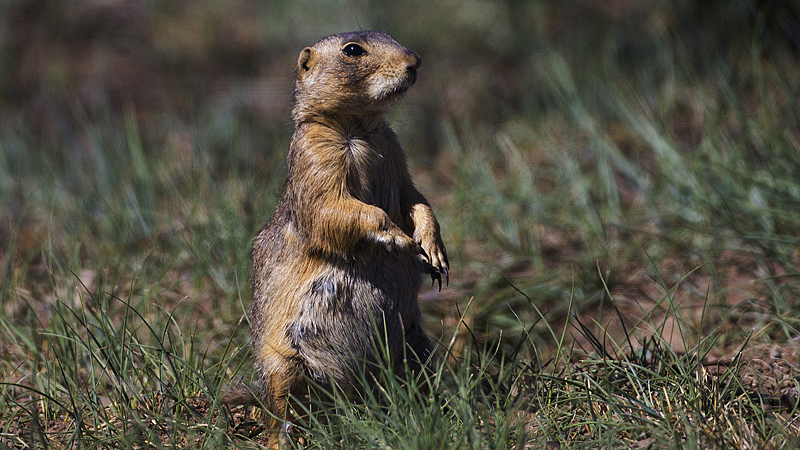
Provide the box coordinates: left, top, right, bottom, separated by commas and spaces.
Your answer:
342, 43, 367, 57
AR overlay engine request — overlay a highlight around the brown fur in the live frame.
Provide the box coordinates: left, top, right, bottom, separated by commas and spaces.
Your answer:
245, 30, 448, 444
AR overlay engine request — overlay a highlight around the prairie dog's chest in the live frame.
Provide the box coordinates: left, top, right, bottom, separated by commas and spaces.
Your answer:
346, 135, 400, 215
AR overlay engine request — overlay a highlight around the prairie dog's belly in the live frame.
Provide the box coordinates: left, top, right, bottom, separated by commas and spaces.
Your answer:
282, 250, 422, 383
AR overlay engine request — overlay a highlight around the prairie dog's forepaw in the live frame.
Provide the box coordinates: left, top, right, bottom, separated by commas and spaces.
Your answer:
371, 225, 417, 254
416, 235, 449, 291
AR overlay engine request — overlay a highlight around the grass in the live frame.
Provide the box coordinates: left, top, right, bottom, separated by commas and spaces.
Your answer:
3, 0, 800, 448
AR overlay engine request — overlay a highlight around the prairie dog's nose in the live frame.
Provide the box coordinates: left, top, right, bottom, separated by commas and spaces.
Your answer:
405, 50, 421, 71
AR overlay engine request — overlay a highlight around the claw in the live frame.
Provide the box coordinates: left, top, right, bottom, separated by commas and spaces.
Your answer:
443, 266, 449, 286
430, 270, 442, 292
418, 245, 429, 260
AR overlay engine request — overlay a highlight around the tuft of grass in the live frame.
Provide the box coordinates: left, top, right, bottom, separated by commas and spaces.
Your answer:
0, 256, 262, 446
2, 248, 800, 448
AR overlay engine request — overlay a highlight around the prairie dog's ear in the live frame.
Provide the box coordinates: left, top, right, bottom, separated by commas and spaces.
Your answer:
297, 47, 315, 73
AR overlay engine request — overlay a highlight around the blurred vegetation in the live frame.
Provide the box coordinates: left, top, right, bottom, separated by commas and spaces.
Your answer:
2, 0, 800, 447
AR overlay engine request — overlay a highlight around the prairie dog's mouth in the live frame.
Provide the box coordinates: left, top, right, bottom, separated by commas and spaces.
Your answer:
406, 68, 417, 86
371, 71, 416, 102
386, 81, 412, 98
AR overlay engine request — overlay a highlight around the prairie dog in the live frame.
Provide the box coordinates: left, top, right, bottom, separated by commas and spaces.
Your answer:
248, 30, 448, 443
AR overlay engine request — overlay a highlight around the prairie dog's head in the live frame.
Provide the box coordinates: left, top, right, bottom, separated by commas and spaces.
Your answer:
291, 30, 421, 122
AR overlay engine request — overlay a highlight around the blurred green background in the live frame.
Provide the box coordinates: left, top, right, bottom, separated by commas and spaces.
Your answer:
2, 0, 800, 358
